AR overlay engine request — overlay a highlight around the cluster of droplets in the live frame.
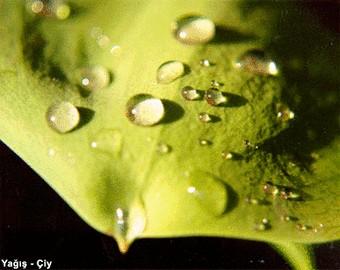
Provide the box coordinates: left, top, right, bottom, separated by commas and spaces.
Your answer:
27, 0, 71, 20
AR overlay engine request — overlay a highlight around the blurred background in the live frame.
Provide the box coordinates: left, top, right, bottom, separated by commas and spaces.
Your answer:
1, 1, 339, 269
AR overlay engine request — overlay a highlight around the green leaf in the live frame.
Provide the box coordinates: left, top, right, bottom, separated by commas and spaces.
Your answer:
0, 0, 339, 268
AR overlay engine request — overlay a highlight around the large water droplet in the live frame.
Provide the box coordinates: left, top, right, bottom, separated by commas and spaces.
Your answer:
90, 129, 122, 155
78, 66, 110, 91
235, 49, 279, 76
186, 171, 227, 216
156, 61, 185, 84
181, 86, 201, 100
126, 94, 165, 126
114, 199, 146, 253
173, 15, 215, 45
205, 88, 227, 106
46, 101, 80, 133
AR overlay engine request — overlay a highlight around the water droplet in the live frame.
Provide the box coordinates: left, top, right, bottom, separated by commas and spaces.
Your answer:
78, 66, 110, 91
254, 218, 271, 231
173, 15, 215, 45
205, 88, 227, 106
181, 86, 201, 100
156, 61, 185, 84
198, 112, 212, 123
279, 190, 302, 201
90, 129, 122, 155
199, 139, 212, 146
126, 94, 165, 126
263, 181, 280, 196
97, 34, 111, 48
55, 2, 71, 20
245, 196, 260, 205
30, 0, 44, 14
110, 45, 122, 55
46, 101, 80, 133
276, 103, 295, 122
221, 151, 234, 160
296, 223, 311, 231
235, 49, 279, 76
200, 59, 213, 67
210, 80, 222, 88
186, 171, 227, 216
114, 200, 146, 253
90, 27, 103, 39
157, 143, 171, 154
47, 148, 56, 157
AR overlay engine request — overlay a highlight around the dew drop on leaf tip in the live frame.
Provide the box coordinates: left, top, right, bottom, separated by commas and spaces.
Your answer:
126, 94, 165, 126
173, 15, 215, 45
46, 101, 80, 133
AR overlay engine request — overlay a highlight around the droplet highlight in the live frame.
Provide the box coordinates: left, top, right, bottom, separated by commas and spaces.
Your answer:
181, 86, 201, 100
186, 171, 227, 216
173, 15, 215, 45
156, 61, 185, 84
78, 66, 110, 91
126, 94, 165, 126
205, 88, 227, 106
235, 49, 279, 76
46, 101, 80, 133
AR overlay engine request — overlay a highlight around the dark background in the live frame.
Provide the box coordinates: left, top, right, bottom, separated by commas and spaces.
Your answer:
1, 1, 340, 269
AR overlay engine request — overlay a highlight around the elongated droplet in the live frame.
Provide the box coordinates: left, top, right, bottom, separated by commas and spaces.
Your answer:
157, 142, 171, 154
79, 66, 110, 91
186, 171, 227, 216
46, 101, 80, 133
90, 129, 122, 155
205, 88, 227, 106
114, 199, 146, 253
173, 15, 215, 45
276, 103, 295, 122
126, 94, 165, 126
235, 49, 279, 76
181, 86, 201, 100
198, 112, 212, 123
157, 61, 185, 84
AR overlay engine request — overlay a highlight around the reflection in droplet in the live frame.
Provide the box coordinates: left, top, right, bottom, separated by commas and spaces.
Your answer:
235, 49, 279, 76
114, 200, 146, 253
156, 61, 185, 84
126, 94, 165, 126
276, 103, 295, 122
181, 86, 201, 100
157, 143, 171, 154
198, 112, 212, 123
46, 101, 80, 133
173, 15, 215, 45
90, 129, 122, 155
205, 88, 227, 106
186, 171, 227, 216
78, 66, 110, 91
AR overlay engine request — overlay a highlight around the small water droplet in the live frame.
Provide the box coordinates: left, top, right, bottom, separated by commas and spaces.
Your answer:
114, 200, 146, 253
97, 34, 111, 48
205, 88, 227, 106
221, 151, 234, 160
126, 94, 165, 126
181, 86, 201, 100
157, 143, 171, 154
210, 80, 222, 88
198, 112, 212, 123
110, 45, 122, 55
186, 171, 227, 216
78, 66, 110, 91
90, 27, 103, 39
235, 49, 279, 76
245, 196, 260, 205
263, 181, 280, 196
173, 15, 215, 45
276, 103, 295, 122
199, 139, 212, 146
46, 101, 80, 133
28, 0, 70, 19
47, 148, 56, 157
90, 129, 122, 155
30, 0, 44, 14
200, 59, 213, 67
156, 61, 185, 84
296, 223, 312, 231
254, 218, 271, 231
55, 2, 71, 20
